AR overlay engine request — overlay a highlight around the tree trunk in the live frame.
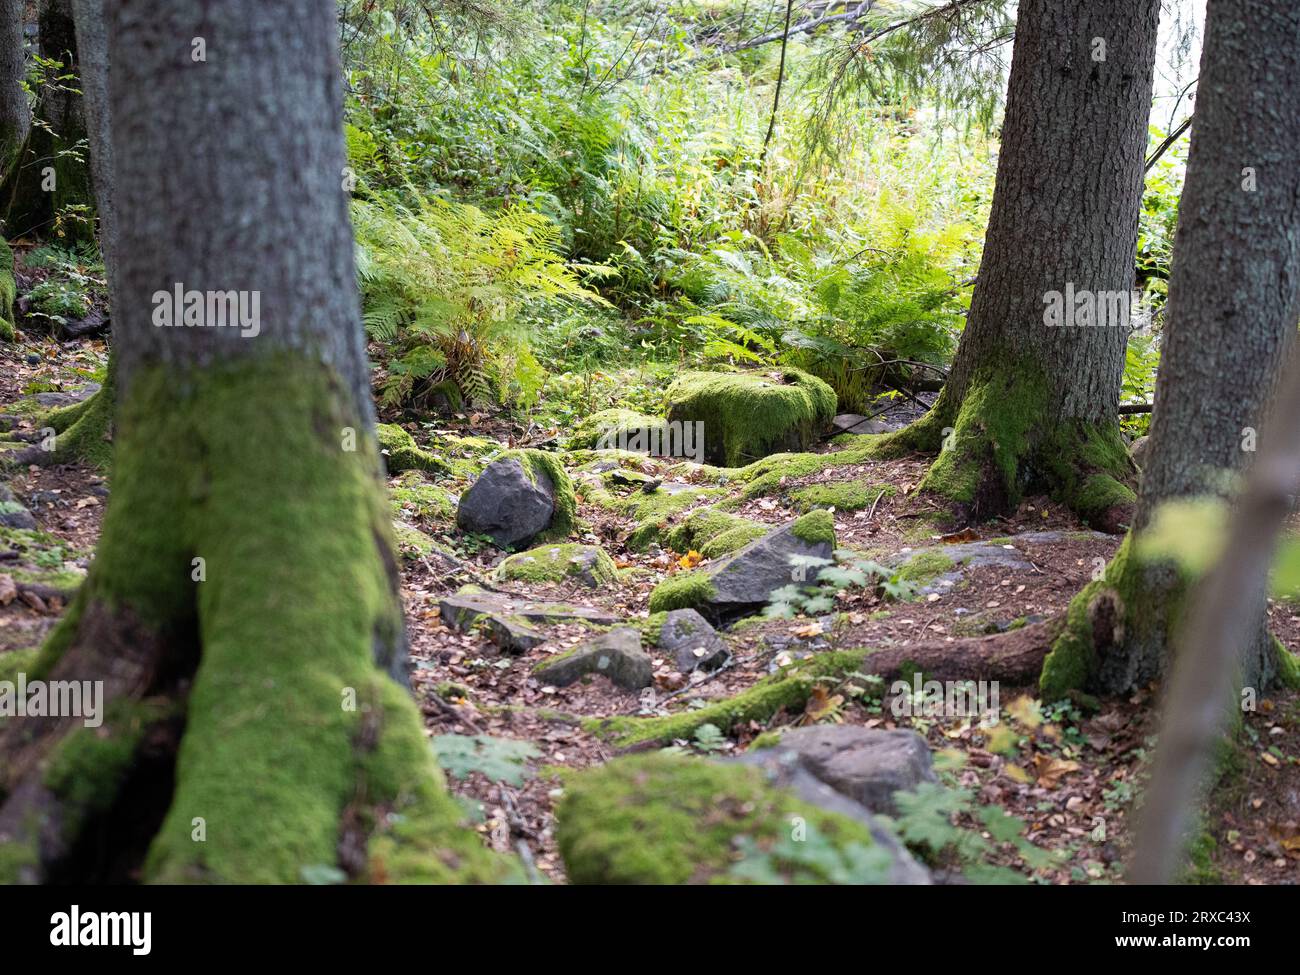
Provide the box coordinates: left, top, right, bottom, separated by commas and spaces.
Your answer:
2, 0, 93, 242
0, 0, 506, 884
879, 0, 1160, 531
0, 0, 28, 178
0, 0, 25, 339
71, 0, 112, 267
1040, 0, 1300, 698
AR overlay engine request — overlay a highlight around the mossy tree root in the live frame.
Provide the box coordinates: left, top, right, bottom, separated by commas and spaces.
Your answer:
876, 367, 1137, 530
1039, 534, 1297, 700
0, 357, 511, 884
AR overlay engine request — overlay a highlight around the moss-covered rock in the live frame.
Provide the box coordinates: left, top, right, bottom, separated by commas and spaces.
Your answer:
457, 449, 578, 549
389, 471, 456, 523
556, 752, 888, 884
647, 569, 717, 613
568, 407, 665, 451
790, 479, 894, 512
662, 507, 767, 559
0, 236, 16, 342
495, 543, 618, 588
377, 423, 449, 476
665, 368, 836, 467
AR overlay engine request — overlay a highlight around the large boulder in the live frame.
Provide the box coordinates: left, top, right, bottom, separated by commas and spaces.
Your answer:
648, 510, 835, 622
456, 449, 575, 549
532, 627, 652, 690
556, 752, 929, 885
736, 726, 936, 815
664, 368, 836, 467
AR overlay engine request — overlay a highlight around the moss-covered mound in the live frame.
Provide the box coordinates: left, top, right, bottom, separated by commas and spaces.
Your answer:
662, 507, 767, 559
647, 569, 717, 613
389, 471, 456, 523
495, 543, 618, 587
568, 407, 665, 451
790, 479, 894, 512
377, 423, 449, 476
556, 752, 887, 884
665, 368, 837, 467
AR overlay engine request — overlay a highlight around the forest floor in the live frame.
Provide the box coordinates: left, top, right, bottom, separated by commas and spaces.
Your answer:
2, 329, 1298, 885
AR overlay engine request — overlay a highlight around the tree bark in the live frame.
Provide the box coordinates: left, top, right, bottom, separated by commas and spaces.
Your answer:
0, 0, 28, 178
0, 0, 505, 884
2, 0, 93, 242
879, 0, 1160, 531
1040, 0, 1300, 698
0, 0, 25, 339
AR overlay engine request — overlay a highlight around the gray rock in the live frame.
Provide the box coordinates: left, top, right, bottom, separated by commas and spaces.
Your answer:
726, 747, 931, 885
740, 726, 937, 815
1130, 435, 1150, 470
456, 457, 555, 549
438, 585, 618, 654
697, 519, 833, 623
0, 485, 37, 530
533, 627, 652, 690
33, 383, 100, 409
656, 608, 729, 672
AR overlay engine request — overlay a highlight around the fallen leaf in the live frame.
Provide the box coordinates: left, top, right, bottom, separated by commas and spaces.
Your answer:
1033, 753, 1081, 788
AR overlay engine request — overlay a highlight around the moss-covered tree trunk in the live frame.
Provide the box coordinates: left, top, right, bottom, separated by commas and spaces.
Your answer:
881, 0, 1159, 530
2, 0, 93, 242
0, 0, 504, 884
1041, 0, 1300, 699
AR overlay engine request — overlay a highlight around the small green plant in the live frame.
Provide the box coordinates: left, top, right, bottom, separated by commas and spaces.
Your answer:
766, 550, 918, 618
728, 823, 896, 885
431, 733, 541, 786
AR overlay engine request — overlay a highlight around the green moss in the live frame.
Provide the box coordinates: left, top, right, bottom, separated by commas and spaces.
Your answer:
496, 543, 618, 586
557, 752, 880, 884
496, 449, 577, 543
897, 550, 957, 584
0, 236, 14, 341
790, 509, 835, 547
1273, 635, 1300, 690
586, 649, 869, 746
662, 507, 766, 558
0, 647, 37, 684
390, 520, 442, 559
568, 408, 664, 451
377, 423, 449, 476
617, 486, 722, 552
16, 354, 509, 884
43, 699, 174, 836
389, 471, 456, 523
665, 368, 837, 467
790, 479, 893, 512
647, 569, 717, 613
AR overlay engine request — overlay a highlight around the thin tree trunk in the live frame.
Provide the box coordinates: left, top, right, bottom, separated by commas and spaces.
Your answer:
879, 0, 1160, 532
1040, 0, 1300, 699
0, 0, 26, 339
0, 0, 506, 884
